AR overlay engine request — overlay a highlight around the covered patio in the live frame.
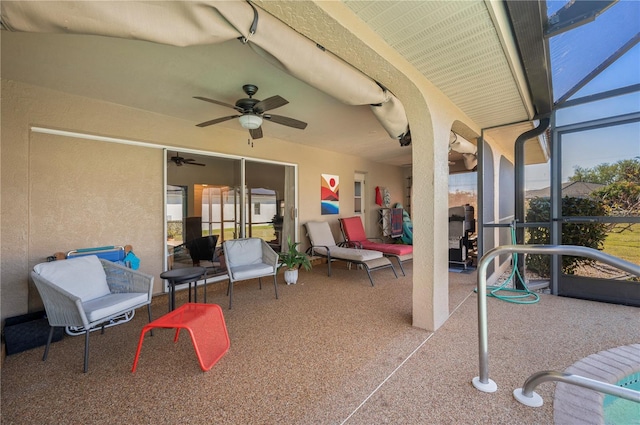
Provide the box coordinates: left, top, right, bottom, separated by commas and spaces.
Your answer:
2, 1, 639, 423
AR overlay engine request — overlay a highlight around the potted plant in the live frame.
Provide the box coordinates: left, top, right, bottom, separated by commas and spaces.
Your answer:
278, 236, 312, 284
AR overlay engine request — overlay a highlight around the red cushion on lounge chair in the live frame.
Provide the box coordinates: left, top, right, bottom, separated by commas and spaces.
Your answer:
340, 216, 412, 256
359, 241, 412, 256
341, 216, 368, 241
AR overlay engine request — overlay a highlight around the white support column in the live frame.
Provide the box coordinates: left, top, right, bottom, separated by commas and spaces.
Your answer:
411, 119, 451, 331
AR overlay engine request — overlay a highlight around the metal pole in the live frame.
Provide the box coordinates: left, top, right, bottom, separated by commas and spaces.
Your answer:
514, 118, 549, 289
477, 132, 484, 259
472, 247, 497, 392
550, 112, 561, 295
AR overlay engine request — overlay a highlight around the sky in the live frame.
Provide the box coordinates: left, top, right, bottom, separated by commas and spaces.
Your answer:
526, 1, 640, 190
525, 121, 640, 190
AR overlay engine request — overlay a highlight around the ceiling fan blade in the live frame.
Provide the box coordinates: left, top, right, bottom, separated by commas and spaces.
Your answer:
183, 159, 206, 166
193, 96, 242, 112
264, 114, 308, 129
253, 95, 288, 113
196, 115, 239, 127
249, 126, 263, 139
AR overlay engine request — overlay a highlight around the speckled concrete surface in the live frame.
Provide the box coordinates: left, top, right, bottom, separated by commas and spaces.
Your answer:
1, 263, 638, 424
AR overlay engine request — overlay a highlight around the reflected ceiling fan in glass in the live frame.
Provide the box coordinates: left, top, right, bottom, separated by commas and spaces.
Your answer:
169, 152, 205, 167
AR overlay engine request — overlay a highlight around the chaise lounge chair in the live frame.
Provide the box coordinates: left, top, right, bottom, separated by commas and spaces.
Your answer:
304, 221, 397, 286
339, 216, 413, 276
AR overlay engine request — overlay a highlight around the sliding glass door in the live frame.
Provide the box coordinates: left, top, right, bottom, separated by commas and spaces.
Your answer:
165, 151, 296, 270
244, 160, 295, 253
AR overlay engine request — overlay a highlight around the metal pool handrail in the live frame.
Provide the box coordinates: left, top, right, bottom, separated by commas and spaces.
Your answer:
513, 370, 640, 407
472, 244, 640, 394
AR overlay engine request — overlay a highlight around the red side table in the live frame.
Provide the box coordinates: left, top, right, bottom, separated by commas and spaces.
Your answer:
132, 303, 230, 372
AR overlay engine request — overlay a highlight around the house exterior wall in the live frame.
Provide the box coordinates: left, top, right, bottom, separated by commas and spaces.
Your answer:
0, 79, 405, 321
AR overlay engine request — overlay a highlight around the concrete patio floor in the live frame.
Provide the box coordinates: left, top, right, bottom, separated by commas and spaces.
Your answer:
1, 262, 639, 424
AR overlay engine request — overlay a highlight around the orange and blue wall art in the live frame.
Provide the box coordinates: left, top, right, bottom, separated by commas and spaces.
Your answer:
321, 174, 339, 215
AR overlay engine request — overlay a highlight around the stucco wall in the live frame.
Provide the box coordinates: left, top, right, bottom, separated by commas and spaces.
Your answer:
1, 79, 405, 322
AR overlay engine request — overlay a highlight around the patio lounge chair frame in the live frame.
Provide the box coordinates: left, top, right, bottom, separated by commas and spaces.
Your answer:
339, 216, 413, 276
304, 221, 397, 286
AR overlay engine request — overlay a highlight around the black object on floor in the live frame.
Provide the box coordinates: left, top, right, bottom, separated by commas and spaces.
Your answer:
449, 266, 477, 274
3, 311, 64, 355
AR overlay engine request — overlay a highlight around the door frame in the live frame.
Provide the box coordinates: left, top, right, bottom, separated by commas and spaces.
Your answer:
164, 148, 298, 282
550, 110, 640, 303
354, 172, 366, 231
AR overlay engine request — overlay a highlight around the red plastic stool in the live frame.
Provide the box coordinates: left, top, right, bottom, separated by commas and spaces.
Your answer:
132, 303, 230, 372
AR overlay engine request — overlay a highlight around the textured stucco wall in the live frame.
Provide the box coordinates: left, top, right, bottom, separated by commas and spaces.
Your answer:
1, 79, 404, 322
27, 132, 164, 311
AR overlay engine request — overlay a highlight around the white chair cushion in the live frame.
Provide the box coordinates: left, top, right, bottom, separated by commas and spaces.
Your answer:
306, 221, 337, 247
230, 263, 274, 280
314, 246, 382, 261
225, 239, 263, 268
82, 292, 148, 323
33, 255, 110, 302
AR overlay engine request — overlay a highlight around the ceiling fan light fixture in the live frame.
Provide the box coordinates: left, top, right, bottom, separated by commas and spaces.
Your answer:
238, 114, 262, 129
194, 85, 307, 140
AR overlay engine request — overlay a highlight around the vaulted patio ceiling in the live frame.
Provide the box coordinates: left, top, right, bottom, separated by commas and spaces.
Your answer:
1, 1, 551, 167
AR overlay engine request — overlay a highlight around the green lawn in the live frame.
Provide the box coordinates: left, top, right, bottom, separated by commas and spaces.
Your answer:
168, 223, 276, 244
602, 223, 640, 264
208, 225, 276, 243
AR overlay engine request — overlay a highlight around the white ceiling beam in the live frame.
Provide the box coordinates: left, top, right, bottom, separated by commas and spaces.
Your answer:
484, 0, 536, 120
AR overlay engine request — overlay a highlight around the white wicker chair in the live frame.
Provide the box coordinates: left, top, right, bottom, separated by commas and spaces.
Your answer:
223, 238, 279, 309
31, 255, 154, 372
